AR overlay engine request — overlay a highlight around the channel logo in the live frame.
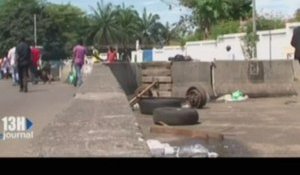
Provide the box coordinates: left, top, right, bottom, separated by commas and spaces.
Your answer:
1, 116, 34, 141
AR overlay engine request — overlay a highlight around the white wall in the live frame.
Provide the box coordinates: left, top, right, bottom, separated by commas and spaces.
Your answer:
153, 46, 185, 61
217, 34, 245, 61
186, 40, 216, 61
257, 29, 287, 60
131, 22, 300, 62
131, 50, 143, 63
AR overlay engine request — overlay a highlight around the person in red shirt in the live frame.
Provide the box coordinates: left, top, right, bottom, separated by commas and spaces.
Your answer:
31, 46, 41, 84
107, 46, 118, 64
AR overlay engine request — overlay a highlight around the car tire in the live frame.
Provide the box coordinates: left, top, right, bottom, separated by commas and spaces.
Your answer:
153, 107, 199, 126
138, 98, 182, 115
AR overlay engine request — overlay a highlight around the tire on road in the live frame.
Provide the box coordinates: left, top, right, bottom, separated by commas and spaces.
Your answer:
138, 98, 182, 115
153, 107, 199, 126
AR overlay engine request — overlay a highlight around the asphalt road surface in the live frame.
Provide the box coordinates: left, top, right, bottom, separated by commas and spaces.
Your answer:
0, 80, 75, 157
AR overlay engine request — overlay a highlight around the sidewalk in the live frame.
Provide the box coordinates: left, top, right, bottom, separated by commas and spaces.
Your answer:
29, 64, 149, 157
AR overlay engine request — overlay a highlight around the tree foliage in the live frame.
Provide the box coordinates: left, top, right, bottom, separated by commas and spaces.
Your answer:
0, 0, 295, 59
293, 8, 300, 22
178, 0, 252, 38
0, 0, 88, 59
89, 1, 168, 50
0, 0, 177, 59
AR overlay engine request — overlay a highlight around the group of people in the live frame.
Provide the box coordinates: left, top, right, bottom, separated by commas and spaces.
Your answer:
0, 37, 52, 93
72, 40, 125, 87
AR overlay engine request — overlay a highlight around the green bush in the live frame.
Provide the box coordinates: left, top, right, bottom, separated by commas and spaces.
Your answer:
211, 20, 240, 39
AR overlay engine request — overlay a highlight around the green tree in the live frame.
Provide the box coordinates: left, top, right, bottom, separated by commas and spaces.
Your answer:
42, 3, 88, 59
211, 20, 240, 39
137, 8, 163, 48
160, 22, 179, 45
0, 0, 89, 59
226, 0, 252, 20
89, 0, 119, 48
115, 3, 140, 49
256, 15, 285, 30
178, 0, 252, 38
89, 1, 168, 49
294, 8, 300, 21
0, 0, 41, 56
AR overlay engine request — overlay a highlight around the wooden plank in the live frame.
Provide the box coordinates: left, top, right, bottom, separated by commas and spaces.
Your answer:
141, 83, 172, 91
129, 81, 158, 106
135, 84, 155, 98
158, 91, 172, 97
158, 84, 172, 91
150, 125, 224, 141
141, 62, 171, 69
142, 68, 171, 76
142, 76, 172, 83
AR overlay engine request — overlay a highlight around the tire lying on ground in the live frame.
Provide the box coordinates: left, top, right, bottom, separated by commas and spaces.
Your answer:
138, 98, 182, 115
153, 107, 199, 126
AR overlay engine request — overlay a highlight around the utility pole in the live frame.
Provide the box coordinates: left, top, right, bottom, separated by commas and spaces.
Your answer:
252, 0, 257, 59
34, 14, 37, 47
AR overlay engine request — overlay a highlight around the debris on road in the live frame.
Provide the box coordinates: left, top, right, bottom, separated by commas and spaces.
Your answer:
150, 125, 224, 141
146, 139, 218, 158
216, 90, 249, 102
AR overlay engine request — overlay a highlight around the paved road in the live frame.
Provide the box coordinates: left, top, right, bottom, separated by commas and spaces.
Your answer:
137, 83, 300, 157
0, 80, 76, 157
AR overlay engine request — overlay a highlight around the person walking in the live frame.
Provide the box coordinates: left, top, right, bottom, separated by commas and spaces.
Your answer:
31, 45, 41, 84
107, 46, 118, 64
16, 37, 31, 93
8, 46, 19, 86
291, 26, 300, 63
72, 39, 87, 87
1, 54, 10, 79
41, 59, 52, 84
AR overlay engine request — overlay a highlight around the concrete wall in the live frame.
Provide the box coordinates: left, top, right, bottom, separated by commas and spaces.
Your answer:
293, 60, 300, 81
257, 29, 288, 60
130, 63, 142, 88
214, 60, 297, 97
107, 63, 139, 95
110, 60, 297, 99
31, 64, 149, 157
131, 50, 143, 63
171, 61, 213, 98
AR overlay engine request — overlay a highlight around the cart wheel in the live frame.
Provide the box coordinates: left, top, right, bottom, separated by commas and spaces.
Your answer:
186, 86, 207, 109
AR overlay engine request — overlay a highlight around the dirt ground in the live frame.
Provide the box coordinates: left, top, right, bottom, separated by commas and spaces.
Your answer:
134, 82, 300, 157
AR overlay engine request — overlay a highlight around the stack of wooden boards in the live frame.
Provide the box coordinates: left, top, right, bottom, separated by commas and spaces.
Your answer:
141, 62, 172, 98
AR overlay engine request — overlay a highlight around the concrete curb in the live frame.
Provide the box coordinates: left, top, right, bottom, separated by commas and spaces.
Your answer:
31, 64, 150, 157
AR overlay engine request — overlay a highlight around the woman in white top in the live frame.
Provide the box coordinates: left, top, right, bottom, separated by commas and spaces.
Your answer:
8, 47, 19, 85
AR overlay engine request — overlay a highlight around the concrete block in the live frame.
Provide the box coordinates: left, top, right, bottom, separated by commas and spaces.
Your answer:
171, 61, 214, 98
214, 60, 297, 97
293, 60, 300, 81
107, 63, 139, 95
